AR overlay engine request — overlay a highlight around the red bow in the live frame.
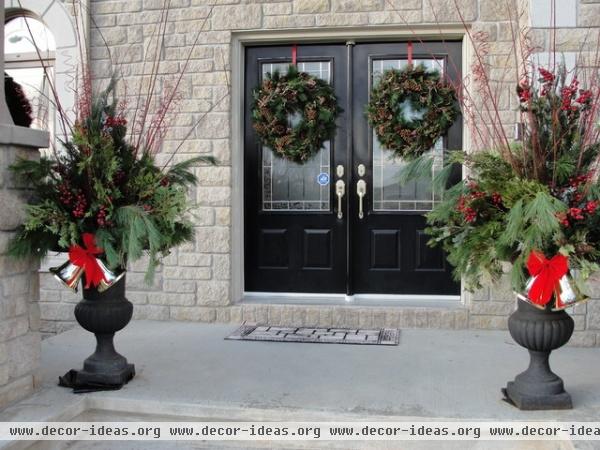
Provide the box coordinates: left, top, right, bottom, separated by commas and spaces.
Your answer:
68, 233, 106, 289
526, 250, 568, 306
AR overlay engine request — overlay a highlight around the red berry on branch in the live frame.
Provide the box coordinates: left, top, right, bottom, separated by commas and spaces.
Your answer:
576, 89, 592, 104
539, 67, 555, 83
569, 207, 584, 220
72, 191, 88, 218
585, 201, 598, 214
463, 207, 477, 223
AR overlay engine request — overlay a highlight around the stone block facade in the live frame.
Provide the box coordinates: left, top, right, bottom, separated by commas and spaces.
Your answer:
21, 0, 600, 346
0, 128, 48, 408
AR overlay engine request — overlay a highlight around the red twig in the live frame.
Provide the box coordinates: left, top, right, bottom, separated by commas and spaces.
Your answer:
143, 5, 215, 155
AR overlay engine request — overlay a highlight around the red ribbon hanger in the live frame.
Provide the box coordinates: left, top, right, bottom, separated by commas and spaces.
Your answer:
526, 250, 568, 306
407, 41, 413, 66
68, 233, 106, 289
292, 44, 298, 66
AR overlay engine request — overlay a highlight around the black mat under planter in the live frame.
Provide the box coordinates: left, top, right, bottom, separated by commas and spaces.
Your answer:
226, 325, 400, 346
59, 367, 135, 394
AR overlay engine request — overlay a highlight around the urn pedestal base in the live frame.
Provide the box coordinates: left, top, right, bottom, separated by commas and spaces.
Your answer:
503, 300, 574, 410
75, 332, 135, 387
74, 363, 135, 387
503, 383, 572, 410
503, 349, 572, 410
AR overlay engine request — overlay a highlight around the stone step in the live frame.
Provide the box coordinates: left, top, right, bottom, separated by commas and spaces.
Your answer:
233, 302, 469, 330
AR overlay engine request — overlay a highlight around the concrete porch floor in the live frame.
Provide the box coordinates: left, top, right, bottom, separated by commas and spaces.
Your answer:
2, 321, 600, 449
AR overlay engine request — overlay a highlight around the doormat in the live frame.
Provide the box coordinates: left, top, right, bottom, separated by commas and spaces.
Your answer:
226, 325, 400, 346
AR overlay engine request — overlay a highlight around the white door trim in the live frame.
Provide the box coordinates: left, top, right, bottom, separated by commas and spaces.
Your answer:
230, 25, 472, 305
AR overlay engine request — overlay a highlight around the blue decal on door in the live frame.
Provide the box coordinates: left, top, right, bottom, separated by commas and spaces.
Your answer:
317, 173, 330, 186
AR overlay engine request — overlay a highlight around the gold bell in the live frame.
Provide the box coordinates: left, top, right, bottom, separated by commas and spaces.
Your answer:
515, 275, 546, 309
552, 274, 588, 311
49, 261, 84, 292
95, 258, 126, 293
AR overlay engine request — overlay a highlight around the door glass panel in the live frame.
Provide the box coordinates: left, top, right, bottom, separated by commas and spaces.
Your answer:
261, 61, 332, 211
371, 58, 445, 212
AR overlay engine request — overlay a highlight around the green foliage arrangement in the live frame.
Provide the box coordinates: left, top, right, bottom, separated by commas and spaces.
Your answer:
8, 80, 215, 281
416, 66, 600, 293
251, 66, 341, 164
366, 65, 459, 159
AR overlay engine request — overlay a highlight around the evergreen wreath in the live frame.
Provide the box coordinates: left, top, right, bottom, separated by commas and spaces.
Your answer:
5, 73, 33, 127
366, 65, 459, 159
251, 66, 341, 163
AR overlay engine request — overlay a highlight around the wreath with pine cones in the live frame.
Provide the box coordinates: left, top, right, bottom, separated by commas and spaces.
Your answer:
366, 65, 459, 159
251, 67, 341, 163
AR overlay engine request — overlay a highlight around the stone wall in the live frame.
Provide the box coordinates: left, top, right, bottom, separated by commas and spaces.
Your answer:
0, 127, 48, 408
32, 0, 600, 345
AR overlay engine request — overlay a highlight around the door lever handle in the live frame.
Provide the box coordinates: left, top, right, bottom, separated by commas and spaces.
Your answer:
356, 179, 366, 219
335, 179, 345, 220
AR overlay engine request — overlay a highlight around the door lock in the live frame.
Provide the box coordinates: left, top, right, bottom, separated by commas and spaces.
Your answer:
335, 179, 345, 220
356, 179, 366, 219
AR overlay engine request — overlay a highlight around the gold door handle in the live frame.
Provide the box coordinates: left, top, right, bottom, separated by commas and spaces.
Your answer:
335, 179, 345, 220
357, 179, 366, 219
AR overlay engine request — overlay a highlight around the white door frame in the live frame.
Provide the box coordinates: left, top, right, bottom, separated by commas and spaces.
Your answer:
230, 25, 472, 305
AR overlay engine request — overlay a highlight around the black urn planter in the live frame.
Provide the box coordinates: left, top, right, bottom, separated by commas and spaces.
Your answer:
63, 275, 135, 390
503, 300, 574, 410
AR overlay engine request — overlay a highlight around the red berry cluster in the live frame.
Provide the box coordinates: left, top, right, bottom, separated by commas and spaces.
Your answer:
520, 68, 593, 112
557, 205, 597, 227
457, 183, 482, 223
576, 89, 592, 105
585, 200, 598, 214
569, 207, 585, 220
457, 196, 477, 223
556, 174, 598, 228
58, 182, 74, 206
72, 192, 87, 218
571, 174, 590, 186
517, 79, 532, 103
538, 68, 555, 96
160, 177, 170, 187
96, 205, 108, 227
104, 115, 127, 129
539, 68, 555, 84
491, 192, 503, 205
457, 183, 504, 224
566, 201, 600, 223
560, 78, 580, 111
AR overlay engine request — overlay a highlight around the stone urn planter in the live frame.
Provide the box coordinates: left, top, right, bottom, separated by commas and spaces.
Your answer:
503, 299, 574, 410
60, 275, 135, 391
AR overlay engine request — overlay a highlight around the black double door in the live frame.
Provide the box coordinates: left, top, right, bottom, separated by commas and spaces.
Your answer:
244, 42, 461, 295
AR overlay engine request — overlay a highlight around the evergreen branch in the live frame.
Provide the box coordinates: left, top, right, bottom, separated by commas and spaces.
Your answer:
166, 156, 216, 186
